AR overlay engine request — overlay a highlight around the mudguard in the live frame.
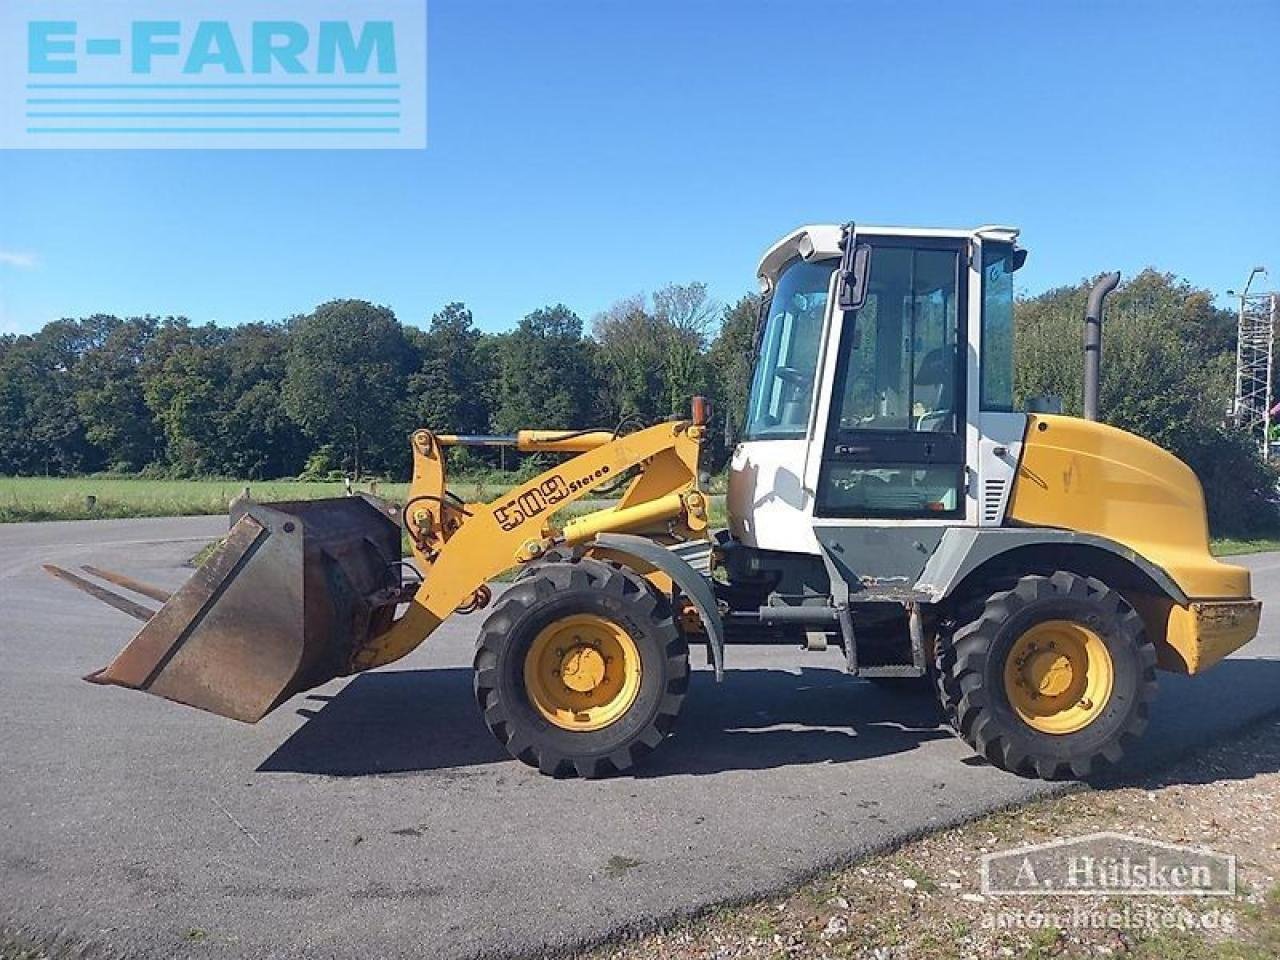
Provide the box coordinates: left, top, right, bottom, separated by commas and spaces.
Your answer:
592, 533, 725, 680
915, 527, 1189, 605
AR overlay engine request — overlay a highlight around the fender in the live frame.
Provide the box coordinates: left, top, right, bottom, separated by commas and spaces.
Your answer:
915, 527, 1189, 605
592, 533, 725, 680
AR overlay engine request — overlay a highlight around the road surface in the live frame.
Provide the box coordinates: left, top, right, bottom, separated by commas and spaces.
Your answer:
2, 517, 1278, 959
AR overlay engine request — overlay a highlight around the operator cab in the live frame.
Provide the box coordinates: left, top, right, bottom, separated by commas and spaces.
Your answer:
729, 223, 1024, 555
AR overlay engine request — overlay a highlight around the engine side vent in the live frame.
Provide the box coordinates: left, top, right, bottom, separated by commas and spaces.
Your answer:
982, 478, 1007, 524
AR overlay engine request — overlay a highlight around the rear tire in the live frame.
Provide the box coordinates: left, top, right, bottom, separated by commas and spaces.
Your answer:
935, 572, 1157, 779
474, 558, 688, 778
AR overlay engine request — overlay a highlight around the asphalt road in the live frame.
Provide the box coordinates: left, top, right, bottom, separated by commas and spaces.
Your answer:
3, 517, 1279, 959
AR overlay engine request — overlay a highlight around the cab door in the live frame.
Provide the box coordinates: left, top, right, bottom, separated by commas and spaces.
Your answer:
813, 238, 969, 521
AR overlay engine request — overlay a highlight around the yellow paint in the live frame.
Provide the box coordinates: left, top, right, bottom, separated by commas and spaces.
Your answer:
350, 418, 706, 672
1003, 619, 1114, 735
523, 613, 642, 731
561, 492, 686, 544
1007, 416, 1251, 600
516, 430, 614, 453
1129, 594, 1262, 675
401, 430, 468, 562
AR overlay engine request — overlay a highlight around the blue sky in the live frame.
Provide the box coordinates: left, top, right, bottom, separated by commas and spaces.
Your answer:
1, 0, 1277, 335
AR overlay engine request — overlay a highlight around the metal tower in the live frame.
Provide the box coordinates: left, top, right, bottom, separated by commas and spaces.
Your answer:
1232, 267, 1277, 453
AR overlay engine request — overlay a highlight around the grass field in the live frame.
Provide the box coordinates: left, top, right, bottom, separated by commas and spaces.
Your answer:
0, 476, 518, 523
1208, 538, 1280, 557
1, 476, 1275, 558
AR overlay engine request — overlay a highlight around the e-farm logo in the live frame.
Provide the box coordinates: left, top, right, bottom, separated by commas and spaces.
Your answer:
0, 0, 426, 149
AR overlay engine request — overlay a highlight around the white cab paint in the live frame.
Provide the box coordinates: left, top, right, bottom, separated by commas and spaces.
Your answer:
977, 412, 1028, 525
728, 222, 1027, 553
728, 439, 823, 554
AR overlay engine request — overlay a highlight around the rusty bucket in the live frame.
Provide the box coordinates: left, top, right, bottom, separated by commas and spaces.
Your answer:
49, 496, 403, 723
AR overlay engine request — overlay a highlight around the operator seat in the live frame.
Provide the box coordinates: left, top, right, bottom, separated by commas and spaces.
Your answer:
914, 347, 955, 432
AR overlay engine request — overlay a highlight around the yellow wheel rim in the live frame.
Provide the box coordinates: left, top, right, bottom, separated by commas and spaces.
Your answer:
523, 614, 642, 732
1003, 619, 1114, 735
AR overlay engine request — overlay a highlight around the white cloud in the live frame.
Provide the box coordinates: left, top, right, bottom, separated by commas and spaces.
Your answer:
0, 250, 39, 269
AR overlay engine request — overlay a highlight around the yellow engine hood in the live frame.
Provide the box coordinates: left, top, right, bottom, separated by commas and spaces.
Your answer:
1007, 415, 1250, 600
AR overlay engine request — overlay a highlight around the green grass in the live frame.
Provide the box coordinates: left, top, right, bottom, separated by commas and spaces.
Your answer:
0, 475, 517, 523
5, 476, 1276, 563
1210, 538, 1280, 557
0, 929, 58, 960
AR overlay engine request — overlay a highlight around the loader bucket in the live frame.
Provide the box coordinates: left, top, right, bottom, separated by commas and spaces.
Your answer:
79, 495, 403, 723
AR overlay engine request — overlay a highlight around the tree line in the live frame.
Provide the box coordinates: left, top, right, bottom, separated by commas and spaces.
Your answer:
0, 270, 1272, 533
0, 283, 755, 482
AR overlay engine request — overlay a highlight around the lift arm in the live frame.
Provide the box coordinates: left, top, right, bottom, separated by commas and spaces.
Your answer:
350, 413, 709, 671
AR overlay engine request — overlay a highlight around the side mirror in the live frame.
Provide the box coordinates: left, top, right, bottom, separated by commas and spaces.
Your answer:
837, 241, 872, 311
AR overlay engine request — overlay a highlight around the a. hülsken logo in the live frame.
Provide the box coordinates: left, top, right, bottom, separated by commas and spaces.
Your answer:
0, 0, 426, 149
982, 831, 1236, 897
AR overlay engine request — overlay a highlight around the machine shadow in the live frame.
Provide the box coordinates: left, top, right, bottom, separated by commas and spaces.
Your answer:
1094, 657, 1280, 788
257, 664, 950, 778
637, 668, 949, 777
257, 668, 509, 775
258, 657, 1280, 781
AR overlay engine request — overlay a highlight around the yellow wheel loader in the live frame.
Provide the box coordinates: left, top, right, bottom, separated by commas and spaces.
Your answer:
52, 222, 1262, 780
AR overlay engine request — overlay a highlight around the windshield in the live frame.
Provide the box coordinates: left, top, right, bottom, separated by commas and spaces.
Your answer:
744, 257, 836, 439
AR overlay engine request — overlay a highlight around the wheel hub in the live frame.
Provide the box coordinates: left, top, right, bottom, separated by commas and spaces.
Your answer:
1004, 620, 1115, 735
1024, 648, 1076, 698
558, 644, 607, 693
523, 614, 642, 732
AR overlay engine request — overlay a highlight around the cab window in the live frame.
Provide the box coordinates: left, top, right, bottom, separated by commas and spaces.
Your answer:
816, 240, 966, 519
832, 246, 960, 434
744, 258, 836, 439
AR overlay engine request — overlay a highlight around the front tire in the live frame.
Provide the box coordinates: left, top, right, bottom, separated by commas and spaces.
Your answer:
935, 572, 1157, 779
473, 558, 688, 778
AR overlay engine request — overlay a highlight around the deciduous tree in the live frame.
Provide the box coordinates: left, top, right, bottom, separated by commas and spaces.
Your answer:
495, 304, 597, 431
409, 302, 489, 434
282, 300, 414, 478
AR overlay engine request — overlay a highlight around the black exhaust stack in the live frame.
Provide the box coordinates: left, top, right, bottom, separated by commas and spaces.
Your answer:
1082, 271, 1121, 421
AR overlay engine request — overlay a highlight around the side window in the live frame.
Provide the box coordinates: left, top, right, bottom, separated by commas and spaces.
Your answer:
980, 243, 1015, 411
833, 246, 960, 433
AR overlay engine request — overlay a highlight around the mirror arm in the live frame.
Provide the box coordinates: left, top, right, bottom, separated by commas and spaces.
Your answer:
836, 222, 871, 311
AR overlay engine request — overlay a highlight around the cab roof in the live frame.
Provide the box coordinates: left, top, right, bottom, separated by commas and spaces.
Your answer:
756, 223, 1020, 290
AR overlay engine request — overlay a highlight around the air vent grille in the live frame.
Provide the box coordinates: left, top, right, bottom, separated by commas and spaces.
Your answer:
982, 478, 1007, 523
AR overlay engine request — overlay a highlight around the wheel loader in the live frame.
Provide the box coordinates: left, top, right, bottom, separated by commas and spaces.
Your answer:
51, 222, 1262, 780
